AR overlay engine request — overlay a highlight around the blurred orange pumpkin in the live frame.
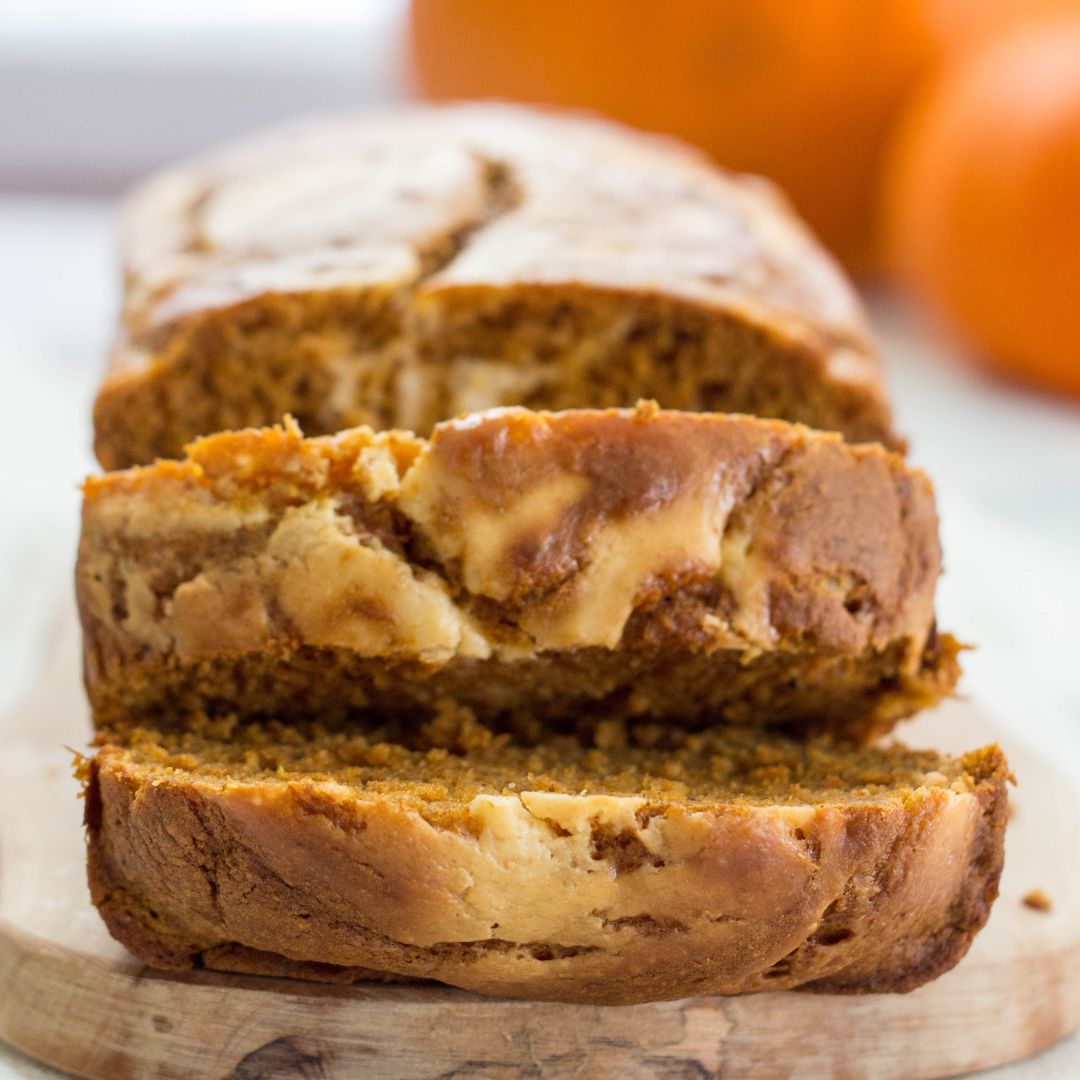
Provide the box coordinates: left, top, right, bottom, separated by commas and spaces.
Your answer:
928, 0, 1080, 53
883, 20, 1080, 397
408, 0, 940, 274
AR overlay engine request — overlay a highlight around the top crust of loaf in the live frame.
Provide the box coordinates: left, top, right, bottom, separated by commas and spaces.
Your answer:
79, 405, 947, 737
94, 104, 896, 467
117, 105, 872, 349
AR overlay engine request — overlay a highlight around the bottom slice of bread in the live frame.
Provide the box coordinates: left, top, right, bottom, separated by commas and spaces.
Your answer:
82, 715, 1008, 1005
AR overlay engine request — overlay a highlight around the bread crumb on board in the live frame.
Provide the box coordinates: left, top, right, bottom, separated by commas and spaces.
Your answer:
1023, 889, 1053, 912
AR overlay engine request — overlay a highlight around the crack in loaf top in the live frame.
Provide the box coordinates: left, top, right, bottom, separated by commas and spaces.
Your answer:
97, 104, 896, 468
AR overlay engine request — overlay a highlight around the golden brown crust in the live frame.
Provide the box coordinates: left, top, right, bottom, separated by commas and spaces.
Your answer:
805, 746, 1011, 993
83, 732, 1009, 1005
78, 406, 951, 740
93, 104, 896, 469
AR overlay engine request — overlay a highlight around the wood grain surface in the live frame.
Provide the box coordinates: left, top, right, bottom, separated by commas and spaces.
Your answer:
1, 612, 1078, 1080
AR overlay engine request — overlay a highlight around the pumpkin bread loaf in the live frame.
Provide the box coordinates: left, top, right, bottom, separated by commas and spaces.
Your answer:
78, 405, 957, 743
93, 104, 897, 469
83, 714, 1008, 1005
79, 106, 999, 1007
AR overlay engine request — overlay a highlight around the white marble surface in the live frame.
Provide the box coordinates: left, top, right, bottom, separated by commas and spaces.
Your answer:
0, 196, 1078, 1078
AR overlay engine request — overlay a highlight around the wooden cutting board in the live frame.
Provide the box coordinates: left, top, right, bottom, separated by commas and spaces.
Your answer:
1, 612, 1078, 1080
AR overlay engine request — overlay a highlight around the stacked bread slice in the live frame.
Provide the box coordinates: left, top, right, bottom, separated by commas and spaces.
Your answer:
79, 105, 1007, 1005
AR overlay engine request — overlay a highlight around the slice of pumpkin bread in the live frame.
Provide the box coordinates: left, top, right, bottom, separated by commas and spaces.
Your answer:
83, 714, 1008, 1005
78, 405, 957, 743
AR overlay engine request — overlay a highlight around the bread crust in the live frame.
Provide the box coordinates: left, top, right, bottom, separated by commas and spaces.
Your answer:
78, 406, 953, 740
93, 104, 896, 468
83, 741, 1008, 1005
